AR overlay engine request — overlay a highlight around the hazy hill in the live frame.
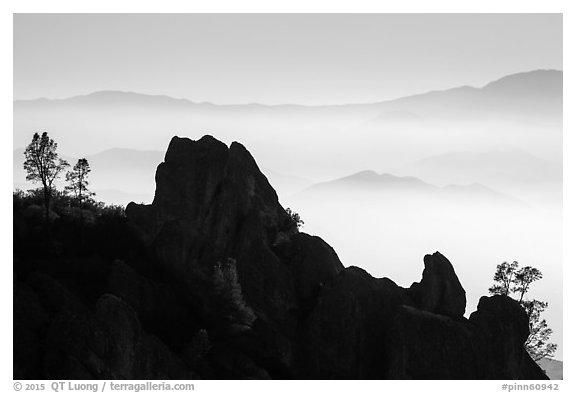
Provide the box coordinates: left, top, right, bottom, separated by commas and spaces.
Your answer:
483, 70, 561, 100
298, 170, 519, 205
371, 69, 562, 121
15, 70, 561, 120
389, 149, 562, 208
392, 150, 562, 187
306, 170, 431, 191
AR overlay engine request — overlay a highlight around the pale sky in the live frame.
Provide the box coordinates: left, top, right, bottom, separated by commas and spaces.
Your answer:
14, 13, 562, 105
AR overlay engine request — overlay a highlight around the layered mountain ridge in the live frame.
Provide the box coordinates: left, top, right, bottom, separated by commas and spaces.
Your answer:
15, 70, 561, 110
13, 70, 562, 160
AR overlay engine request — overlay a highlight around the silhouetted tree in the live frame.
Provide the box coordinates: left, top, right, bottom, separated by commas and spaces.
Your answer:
65, 158, 95, 208
488, 260, 519, 296
23, 132, 69, 220
514, 266, 543, 302
285, 207, 304, 229
522, 299, 558, 361
488, 261, 556, 361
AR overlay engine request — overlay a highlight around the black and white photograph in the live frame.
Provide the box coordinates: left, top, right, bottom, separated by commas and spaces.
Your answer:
10, 11, 566, 383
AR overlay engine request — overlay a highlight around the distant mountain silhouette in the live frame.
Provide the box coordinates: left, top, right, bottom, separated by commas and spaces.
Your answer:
303, 171, 432, 192
22, 91, 197, 109
13, 70, 561, 130
369, 70, 562, 122
393, 150, 562, 188
482, 70, 561, 98
16, 70, 561, 112
13, 70, 562, 163
299, 170, 519, 204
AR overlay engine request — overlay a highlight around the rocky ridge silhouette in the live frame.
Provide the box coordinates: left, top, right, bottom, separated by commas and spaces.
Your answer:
14, 135, 547, 379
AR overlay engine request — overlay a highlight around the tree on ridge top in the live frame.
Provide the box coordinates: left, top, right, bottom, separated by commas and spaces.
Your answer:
23, 132, 69, 220
65, 158, 95, 209
488, 261, 556, 362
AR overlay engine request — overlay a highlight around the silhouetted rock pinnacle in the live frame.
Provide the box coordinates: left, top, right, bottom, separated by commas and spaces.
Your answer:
408, 251, 467, 319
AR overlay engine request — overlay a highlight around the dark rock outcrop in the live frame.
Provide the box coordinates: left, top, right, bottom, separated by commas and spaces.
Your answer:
105, 259, 199, 346
13, 282, 50, 380
43, 294, 197, 379
469, 295, 548, 379
303, 267, 412, 378
383, 295, 544, 379
384, 305, 480, 379
408, 251, 467, 319
274, 233, 345, 312
14, 135, 548, 380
